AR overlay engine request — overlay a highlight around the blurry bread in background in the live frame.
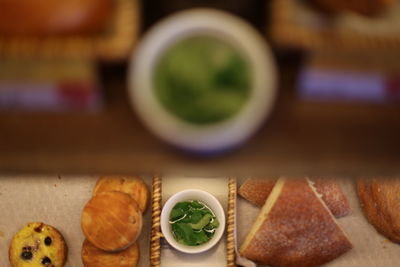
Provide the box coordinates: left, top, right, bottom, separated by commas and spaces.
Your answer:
0, 0, 115, 35
239, 177, 351, 218
309, 0, 394, 16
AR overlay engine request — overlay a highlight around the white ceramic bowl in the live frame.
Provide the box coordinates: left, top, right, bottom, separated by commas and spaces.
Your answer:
160, 189, 226, 254
129, 8, 277, 154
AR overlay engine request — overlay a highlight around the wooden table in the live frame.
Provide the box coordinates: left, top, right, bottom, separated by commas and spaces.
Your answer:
1, 55, 399, 177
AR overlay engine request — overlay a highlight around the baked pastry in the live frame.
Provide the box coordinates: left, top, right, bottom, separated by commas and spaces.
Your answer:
81, 191, 143, 251
93, 176, 149, 213
239, 177, 351, 218
309, 0, 394, 16
312, 179, 351, 218
240, 178, 352, 267
0, 0, 114, 35
9, 222, 67, 267
238, 178, 276, 207
357, 178, 400, 244
81, 239, 140, 267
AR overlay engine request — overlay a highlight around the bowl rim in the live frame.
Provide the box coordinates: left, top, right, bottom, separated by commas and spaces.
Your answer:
128, 8, 277, 153
160, 189, 226, 254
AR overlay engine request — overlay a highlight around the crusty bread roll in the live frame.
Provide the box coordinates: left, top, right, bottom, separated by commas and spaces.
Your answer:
357, 178, 400, 244
0, 0, 114, 35
82, 239, 140, 267
238, 178, 276, 207
239, 177, 351, 218
312, 179, 351, 218
309, 0, 394, 16
240, 178, 352, 267
81, 191, 143, 252
9, 222, 67, 267
93, 176, 149, 213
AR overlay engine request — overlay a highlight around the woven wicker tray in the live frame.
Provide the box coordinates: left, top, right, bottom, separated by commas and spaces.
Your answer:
270, 0, 400, 50
0, 0, 140, 61
150, 176, 237, 267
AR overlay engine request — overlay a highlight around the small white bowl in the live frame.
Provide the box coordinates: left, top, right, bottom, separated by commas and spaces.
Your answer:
160, 189, 226, 254
128, 8, 277, 154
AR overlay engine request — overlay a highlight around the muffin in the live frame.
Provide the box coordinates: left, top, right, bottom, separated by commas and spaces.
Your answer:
9, 222, 67, 267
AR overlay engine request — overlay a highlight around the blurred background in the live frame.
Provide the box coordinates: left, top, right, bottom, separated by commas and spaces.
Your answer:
0, 0, 399, 177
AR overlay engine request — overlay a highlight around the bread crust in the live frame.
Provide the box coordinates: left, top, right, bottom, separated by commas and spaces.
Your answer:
357, 178, 400, 244
0, 0, 114, 35
238, 178, 276, 207
81, 191, 143, 252
240, 178, 352, 267
239, 177, 351, 218
81, 239, 139, 267
9, 222, 68, 267
312, 179, 351, 218
93, 176, 149, 213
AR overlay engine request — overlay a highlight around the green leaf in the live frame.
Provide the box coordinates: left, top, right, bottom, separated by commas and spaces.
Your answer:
189, 214, 213, 230
170, 208, 185, 221
190, 200, 204, 209
210, 218, 220, 228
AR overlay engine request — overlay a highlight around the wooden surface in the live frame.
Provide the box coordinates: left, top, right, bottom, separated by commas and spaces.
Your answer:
1, 57, 400, 177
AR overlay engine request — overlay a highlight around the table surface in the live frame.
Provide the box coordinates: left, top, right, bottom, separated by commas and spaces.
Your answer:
1, 1, 400, 177
1, 55, 399, 177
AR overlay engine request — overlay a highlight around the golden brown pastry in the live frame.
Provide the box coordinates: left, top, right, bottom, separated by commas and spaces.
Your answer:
238, 178, 276, 207
309, 0, 394, 16
9, 222, 67, 267
0, 0, 114, 35
93, 176, 149, 213
357, 178, 400, 244
239, 177, 351, 218
312, 179, 351, 218
240, 178, 352, 267
81, 191, 143, 252
81, 239, 139, 267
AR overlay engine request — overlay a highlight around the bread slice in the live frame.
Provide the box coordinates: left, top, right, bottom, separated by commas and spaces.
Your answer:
240, 178, 352, 267
312, 179, 351, 218
357, 178, 400, 244
239, 177, 351, 218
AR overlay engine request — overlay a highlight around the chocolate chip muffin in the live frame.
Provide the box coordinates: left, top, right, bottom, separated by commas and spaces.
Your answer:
9, 222, 67, 267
